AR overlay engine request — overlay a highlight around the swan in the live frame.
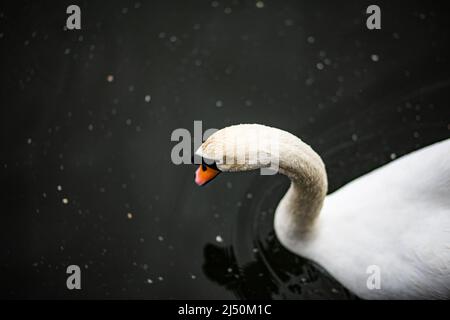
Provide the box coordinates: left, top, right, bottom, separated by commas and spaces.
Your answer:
194, 124, 450, 299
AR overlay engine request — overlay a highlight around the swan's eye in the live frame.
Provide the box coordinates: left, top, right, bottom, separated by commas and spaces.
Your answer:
195, 163, 221, 186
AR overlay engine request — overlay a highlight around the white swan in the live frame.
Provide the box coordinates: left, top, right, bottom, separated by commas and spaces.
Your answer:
194, 124, 450, 299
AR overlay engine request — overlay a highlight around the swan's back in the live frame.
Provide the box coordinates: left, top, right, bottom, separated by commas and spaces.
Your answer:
303, 138, 450, 299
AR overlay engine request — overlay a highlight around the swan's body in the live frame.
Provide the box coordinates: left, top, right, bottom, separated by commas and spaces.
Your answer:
196, 124, 450, 299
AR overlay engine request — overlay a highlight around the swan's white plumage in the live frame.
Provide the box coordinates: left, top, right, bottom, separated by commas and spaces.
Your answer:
196, 124, 450, 299
309, 138, 450, 299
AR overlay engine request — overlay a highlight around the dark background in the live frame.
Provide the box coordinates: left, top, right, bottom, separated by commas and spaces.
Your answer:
0, 0, 449, 299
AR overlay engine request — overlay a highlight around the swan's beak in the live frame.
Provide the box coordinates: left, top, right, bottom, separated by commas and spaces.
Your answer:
195, 164, 221, 186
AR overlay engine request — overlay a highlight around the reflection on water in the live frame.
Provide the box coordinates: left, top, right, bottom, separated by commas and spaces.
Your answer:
203, 175, 356, 299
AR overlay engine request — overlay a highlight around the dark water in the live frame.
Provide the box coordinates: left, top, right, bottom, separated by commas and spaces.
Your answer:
1, 0, 449, 299
203, 175, 355, 299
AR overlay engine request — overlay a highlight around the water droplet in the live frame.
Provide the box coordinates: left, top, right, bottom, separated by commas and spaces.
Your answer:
284, 19, 294, 27
305, 78, 314, 86
256, 1, 265, 8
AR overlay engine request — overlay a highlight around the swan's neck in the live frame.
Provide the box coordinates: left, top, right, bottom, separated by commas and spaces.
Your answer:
274, 137, 328, 237
198, 123, 328, 238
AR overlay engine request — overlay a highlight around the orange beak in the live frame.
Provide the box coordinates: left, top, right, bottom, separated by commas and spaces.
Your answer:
195, 164, 221, 186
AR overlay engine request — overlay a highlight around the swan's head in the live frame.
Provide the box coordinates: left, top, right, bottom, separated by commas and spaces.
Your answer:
194, 124, 280, 186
